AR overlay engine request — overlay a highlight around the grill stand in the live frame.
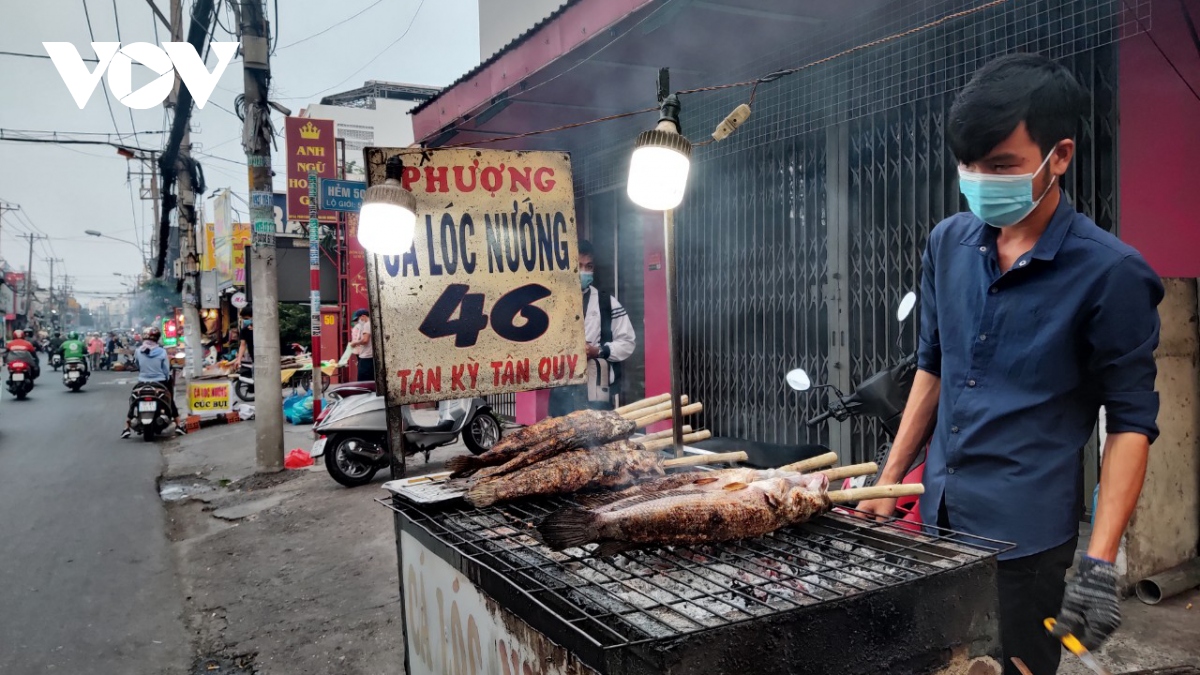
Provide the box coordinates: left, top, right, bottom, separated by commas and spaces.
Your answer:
388, 496, 1005, 675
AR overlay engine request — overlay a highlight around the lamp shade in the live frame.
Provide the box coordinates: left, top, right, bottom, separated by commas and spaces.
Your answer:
627, 128, 692, 211
357, 179, 418, 254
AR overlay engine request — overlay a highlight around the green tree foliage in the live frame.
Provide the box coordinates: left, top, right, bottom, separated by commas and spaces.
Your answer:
278, 303, 311, 347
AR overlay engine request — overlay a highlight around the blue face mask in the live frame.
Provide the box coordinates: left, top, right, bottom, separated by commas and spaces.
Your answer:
958, 150, 1056, 228
580, 272, 593, 290
242, 320, 252, 328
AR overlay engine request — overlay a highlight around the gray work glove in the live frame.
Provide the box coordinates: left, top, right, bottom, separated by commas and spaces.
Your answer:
1051, 555, 1121, 650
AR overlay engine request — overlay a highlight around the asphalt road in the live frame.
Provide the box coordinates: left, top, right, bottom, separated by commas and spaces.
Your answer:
0, 358, 190, 674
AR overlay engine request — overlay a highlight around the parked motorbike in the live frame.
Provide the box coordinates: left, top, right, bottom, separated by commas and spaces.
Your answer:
234, 362, 254, 402
5, 358, 35, 400
127, 382, 175, 442
787, 291, 925, 528
312, 395, 502, 487
51, 353, 64, 371
62, 358, 89, 392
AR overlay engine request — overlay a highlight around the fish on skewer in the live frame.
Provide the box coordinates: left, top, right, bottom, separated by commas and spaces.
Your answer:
472, 402, 703, 481
465, 432, 731, 507
445, 397, 694, 478
537, 476, 923, 556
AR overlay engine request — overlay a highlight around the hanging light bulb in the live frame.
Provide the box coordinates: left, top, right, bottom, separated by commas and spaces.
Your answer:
627, 94, 692, 211
358, 155, 418, 254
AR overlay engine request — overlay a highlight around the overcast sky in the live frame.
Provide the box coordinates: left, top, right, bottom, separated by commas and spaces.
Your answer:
0, 0, 479, 298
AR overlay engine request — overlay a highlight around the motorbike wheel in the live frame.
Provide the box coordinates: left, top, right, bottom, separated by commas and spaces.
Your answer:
235, 380, 255, 402
15, 390, 28, 401
324, 434, 381, 487
67, 382, 83, 392
143, 428, 156, 442
463, 410, 502, 455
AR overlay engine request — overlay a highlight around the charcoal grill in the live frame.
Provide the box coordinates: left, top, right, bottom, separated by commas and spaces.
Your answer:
384, 493, 1010, 675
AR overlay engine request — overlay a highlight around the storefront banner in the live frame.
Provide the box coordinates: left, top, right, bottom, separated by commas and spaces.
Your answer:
187, 380, 232, 415
284, 117, 336, 223
366, 147, 586, 405
213, 190, 235, 291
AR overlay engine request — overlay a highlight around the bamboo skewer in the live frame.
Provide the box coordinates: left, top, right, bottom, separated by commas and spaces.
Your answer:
660, 449, 745, 468
614, 393, 672, 417
779, 452, 839, 473
633, 403, 703, 429
816, 462, 878, 482
643, 430, 712, 453
626, 395, 690, 420
827, 483, 924, 503
640, 425, 693, 443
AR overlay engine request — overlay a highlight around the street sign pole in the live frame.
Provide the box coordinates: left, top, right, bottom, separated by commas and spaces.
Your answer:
309, 171, 323, 415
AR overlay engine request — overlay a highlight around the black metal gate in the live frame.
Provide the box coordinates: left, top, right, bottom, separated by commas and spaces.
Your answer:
572, 0, 1131, 465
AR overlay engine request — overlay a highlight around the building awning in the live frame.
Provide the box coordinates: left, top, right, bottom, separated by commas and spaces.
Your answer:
411, 0, 877, 153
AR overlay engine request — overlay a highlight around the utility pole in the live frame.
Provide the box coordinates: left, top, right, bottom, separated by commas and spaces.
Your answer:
236, 0, 284, 471
0, 200, 17, 261
19, 233, 46, 330
47, 257, 63, 328
170, 0, 203, 379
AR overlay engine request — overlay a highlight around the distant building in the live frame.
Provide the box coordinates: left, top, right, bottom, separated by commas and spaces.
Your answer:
301, 81, 440, 181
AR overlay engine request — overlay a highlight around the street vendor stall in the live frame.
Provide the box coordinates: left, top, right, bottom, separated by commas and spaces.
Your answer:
357, 142, 1009, 674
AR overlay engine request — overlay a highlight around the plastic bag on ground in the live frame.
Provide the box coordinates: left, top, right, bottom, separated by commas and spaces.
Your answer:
284, 448, 313, 469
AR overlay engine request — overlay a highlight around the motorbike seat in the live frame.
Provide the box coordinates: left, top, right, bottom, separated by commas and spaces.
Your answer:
408, 420, 456, 434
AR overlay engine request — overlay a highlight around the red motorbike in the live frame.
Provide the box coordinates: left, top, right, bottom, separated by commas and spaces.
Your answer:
5, 358, 35, 400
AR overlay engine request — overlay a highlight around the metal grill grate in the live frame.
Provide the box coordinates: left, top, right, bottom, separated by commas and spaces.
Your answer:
384, 495, 1008, 651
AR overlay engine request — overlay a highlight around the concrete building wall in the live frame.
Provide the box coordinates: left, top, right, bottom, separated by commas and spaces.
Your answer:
1124, 278, 1200, 587
302, 98, 425, 180
478, 0, 566, 60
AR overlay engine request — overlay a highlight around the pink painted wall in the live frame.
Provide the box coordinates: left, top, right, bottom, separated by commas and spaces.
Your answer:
1119, 0, 1200, 278
640, 214, 672, 433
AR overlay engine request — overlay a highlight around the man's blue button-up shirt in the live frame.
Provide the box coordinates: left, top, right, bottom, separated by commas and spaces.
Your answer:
918, 195, 1162, 560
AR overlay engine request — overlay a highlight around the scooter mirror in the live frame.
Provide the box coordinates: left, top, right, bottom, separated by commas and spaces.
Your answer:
897, 292, 917, 323
786, 369, 812, 391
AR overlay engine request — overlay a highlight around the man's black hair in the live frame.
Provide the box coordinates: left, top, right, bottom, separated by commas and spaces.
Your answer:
240, 306, 252, 318
948, 53, 1087, 165
578, 239, 594, 258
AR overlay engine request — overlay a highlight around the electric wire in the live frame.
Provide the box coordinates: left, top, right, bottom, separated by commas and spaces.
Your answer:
291, 0, 426, 100
429, 0, 1012, 150
0, 50, 99, 63
1120, 0, 1200, 104
277, 0, 384, 50
81, 0, 127, 142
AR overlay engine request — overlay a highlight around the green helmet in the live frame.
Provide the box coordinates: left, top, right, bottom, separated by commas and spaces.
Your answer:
67, 331, 80, 340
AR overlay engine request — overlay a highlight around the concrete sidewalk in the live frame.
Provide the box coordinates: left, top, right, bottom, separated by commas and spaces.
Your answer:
159, 413, 469, 675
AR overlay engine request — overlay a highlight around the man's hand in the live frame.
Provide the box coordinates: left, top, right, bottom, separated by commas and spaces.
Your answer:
1051, 556, 1121, 650
586, 344, 601, 359
855, 495, 898, 521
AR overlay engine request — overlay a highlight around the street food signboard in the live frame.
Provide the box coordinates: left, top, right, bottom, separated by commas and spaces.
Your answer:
365, 147, 586, 405
188, 380, 232, 415
284, 117, 336, 223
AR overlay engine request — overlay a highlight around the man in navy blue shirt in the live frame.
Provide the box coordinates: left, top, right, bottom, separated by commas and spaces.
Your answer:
858, 54, 1163, 675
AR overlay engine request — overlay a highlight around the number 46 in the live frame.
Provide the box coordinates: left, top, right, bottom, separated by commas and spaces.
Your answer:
418, 283, 552, 348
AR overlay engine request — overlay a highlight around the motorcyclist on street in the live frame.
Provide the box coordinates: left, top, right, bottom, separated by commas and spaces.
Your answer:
61, 331, 89, 373
49, 332, 65, 356
4, 329, 40, 379
120, 326, 185, 438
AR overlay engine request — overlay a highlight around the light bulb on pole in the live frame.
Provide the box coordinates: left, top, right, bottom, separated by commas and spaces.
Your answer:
358, 155, 418, 254
627, 94, 692, 211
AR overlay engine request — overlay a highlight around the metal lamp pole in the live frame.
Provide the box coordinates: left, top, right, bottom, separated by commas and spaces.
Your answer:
662, 208, 684, 457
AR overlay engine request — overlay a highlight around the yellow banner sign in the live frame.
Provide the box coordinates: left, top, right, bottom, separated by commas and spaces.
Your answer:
366, 147, 586, 404
188, 380, 233, 415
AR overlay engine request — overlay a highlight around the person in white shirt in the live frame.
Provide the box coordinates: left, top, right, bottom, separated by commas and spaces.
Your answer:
548, 240, 636, 416
349, 309, 374, 382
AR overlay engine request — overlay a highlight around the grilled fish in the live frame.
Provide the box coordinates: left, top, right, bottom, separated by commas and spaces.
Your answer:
447, 409, 636, 478
466, 441, 662, 507
538, 472, 831, 556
